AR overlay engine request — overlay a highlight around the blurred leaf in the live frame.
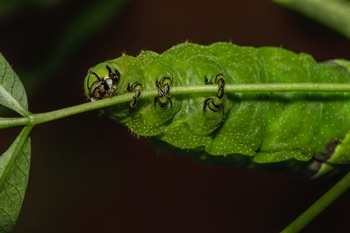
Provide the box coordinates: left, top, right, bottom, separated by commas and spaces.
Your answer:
21, 0, 129, 92
0, 0, 26, 20
273, 0, 350, 38
0, 53, 29, 117
0, 127, 31, 233
0, 0, 63, 20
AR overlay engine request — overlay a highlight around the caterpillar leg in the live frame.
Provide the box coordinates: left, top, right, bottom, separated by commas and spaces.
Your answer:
154, 76, 173, 108
203, 74, 225, 113
127, 82, 142, 108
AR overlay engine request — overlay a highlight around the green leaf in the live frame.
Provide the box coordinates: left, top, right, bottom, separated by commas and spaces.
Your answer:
0, 126, 31, 233
0, 53, 29, 117
0, 53, 31, 232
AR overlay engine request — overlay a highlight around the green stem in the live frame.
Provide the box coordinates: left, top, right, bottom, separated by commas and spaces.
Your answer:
2, 82, 350, 129
172, 83, 350, 95
272, 0, 350, 38
281, 171, 350, 233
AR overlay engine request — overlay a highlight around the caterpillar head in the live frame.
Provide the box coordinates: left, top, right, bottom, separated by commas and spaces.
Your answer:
84, 62, 121, 101
84, 55, 143, 102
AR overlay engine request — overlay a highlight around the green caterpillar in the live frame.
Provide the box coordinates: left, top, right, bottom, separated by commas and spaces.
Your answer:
84, 42, 350, 178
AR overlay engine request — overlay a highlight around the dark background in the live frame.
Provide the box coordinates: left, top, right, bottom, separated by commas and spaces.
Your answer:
1, 0, 350, 232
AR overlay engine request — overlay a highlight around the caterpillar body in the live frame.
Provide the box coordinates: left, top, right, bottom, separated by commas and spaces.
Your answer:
84, 42, 350, 178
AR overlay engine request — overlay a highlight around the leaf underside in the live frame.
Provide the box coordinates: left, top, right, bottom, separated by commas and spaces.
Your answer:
0, 53, 31, 233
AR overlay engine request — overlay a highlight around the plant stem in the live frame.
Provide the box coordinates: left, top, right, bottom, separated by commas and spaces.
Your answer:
281, 171, 350, 233
28, 83, 350, 125
2, 82, 350, 129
